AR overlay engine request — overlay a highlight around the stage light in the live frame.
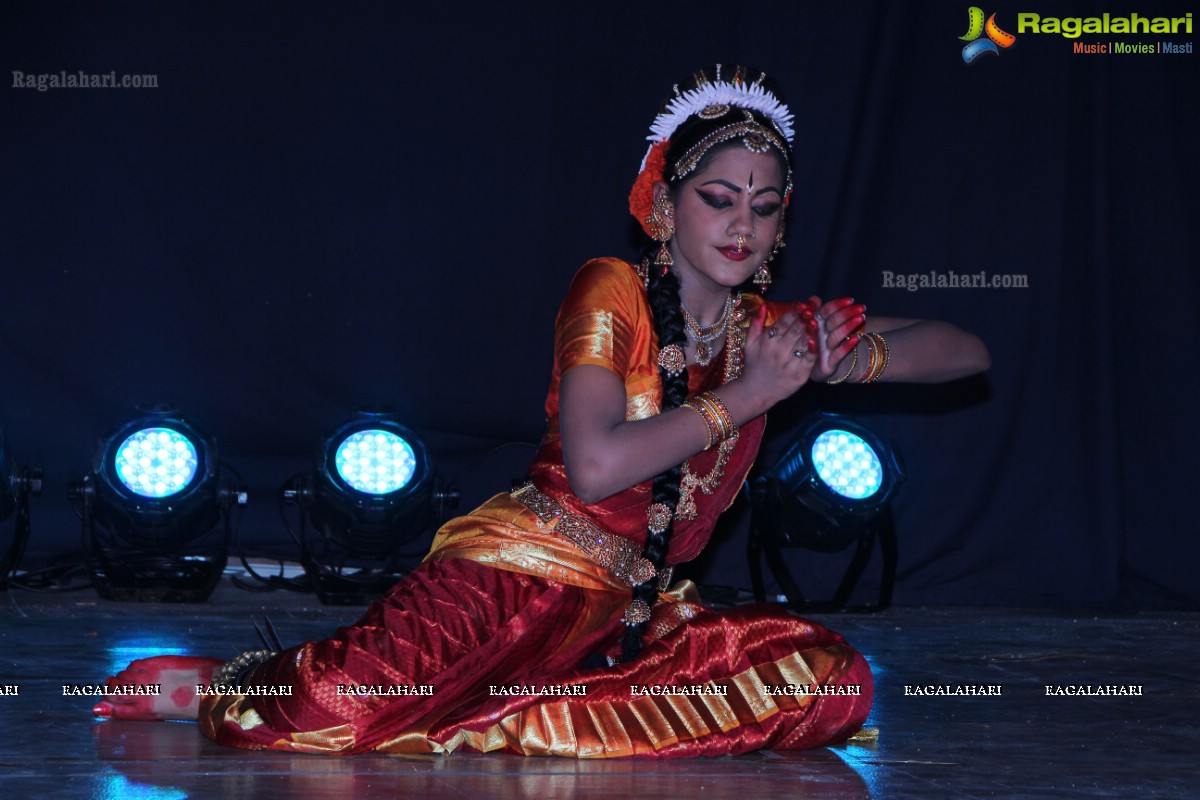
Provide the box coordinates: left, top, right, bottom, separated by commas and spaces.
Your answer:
282, 408, 457, 604
69, 404, 247, 602
113, 427, 199, 499
1, 429, 43, 591
810, 429, 885, 500
334, 429, 417, 496
748, 412, 904, 611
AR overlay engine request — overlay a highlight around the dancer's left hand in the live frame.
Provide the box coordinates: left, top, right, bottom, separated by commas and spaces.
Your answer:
804, 296, 866, 382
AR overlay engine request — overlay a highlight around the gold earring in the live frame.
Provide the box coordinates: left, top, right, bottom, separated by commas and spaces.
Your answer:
754, 225, 785, 292
648, 193, 675, 273
753, 263, 771, 291
647, 193, 674, 242
655, 243, 674, 274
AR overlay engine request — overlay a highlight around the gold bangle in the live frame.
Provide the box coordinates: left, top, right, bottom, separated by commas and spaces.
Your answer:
878, 333, 890, 380
681, 398, 719, 450
681, 393, 737, 450
861, 333, 890, 383
855, 334, 878, 384
697, 391, 736, 441
826, 344, 858, 384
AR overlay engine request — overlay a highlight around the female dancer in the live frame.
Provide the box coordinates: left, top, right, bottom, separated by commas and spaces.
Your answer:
95, 66, 989, 757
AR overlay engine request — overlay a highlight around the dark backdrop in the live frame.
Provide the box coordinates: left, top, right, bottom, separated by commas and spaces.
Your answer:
2, 0, 1196, 608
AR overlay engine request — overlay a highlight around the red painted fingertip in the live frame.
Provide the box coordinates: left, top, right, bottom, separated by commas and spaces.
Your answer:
93, 702, 113, 717
748, 304, 767, 337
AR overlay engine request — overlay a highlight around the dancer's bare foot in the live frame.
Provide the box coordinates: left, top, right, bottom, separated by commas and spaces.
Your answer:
92, 655, 224, 721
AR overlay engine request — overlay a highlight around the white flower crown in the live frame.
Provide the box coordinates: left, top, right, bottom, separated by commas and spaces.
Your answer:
639, 74, 795, 172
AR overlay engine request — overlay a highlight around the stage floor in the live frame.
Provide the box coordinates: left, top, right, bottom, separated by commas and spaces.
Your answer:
1, 582, 1195, 799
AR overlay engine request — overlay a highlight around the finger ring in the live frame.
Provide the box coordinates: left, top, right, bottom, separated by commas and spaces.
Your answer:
768, 326, 778, 338
793, 346, 807, 358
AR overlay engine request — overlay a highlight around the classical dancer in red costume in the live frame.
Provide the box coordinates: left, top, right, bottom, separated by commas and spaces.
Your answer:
95, 66, 989, 757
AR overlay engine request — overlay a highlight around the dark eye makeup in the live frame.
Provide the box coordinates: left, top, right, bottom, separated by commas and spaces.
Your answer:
695, 189, 732, 209
695, 189, 781, 218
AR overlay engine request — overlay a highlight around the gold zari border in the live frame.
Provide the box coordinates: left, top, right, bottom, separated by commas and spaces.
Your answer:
510, 482, 672, 590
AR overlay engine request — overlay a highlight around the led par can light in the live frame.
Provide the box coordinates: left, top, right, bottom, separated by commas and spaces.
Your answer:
281, 408, 457, 605
0, 433, 14, 525
759, 413, 904, 552
70, 404, 246, 602
90, 417, 220, 543
1, 428, 44, 591
309, 410, 436, 558
748, 412, 905, 611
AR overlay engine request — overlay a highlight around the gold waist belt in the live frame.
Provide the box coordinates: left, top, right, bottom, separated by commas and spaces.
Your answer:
510, 482, 672, 591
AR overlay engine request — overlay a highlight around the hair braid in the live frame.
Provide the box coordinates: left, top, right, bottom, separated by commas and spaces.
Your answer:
619, 261, 690, 662
617, 66, 793, 662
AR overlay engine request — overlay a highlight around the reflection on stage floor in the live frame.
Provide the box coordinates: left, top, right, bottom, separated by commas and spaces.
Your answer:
2, 584, 1196, 799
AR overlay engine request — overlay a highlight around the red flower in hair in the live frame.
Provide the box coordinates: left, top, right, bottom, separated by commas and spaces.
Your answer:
628, 140, 669, 237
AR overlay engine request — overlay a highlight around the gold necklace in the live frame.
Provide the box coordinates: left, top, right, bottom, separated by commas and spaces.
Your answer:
680, 294, 733, 366
677, 295, 748, 520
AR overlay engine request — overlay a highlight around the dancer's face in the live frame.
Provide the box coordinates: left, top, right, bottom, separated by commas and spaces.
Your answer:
661, 145, 786, 294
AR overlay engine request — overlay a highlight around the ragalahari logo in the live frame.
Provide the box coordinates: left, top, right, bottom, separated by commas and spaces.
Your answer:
960, 7, 1017, 62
